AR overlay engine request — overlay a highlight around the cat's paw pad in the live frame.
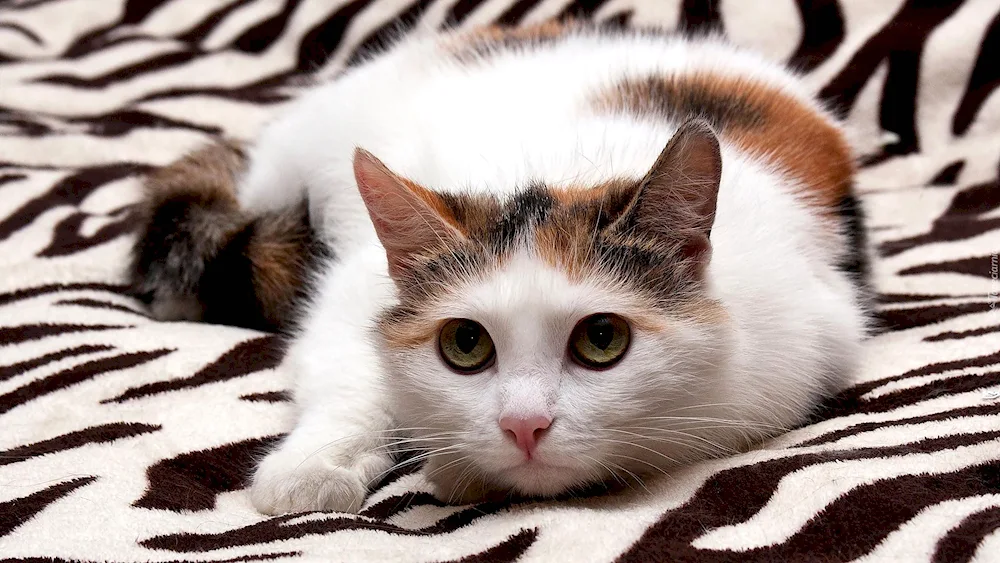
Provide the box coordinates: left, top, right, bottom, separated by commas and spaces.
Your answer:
250, 451, 371, 515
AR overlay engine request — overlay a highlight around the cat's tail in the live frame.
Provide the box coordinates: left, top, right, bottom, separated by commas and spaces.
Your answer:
128, 141, 323, 332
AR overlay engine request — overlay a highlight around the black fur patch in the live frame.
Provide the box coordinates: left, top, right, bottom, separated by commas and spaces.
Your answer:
198, 205, 328, 333
198, 220, 264, 329
486, 187, 554, 251
835, 192, 871, 300
603, 76, 766, 132
130, 192, 243, 315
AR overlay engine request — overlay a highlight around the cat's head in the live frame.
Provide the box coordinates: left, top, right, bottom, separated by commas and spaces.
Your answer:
357, 120, 738, 502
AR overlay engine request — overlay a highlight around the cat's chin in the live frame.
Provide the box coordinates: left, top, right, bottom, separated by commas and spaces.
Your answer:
500, 460, 590, 497
425, 455, 592, 505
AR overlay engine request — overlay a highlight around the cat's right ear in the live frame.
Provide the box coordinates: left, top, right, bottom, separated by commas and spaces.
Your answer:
610, 119, 722, 266
353, 148, 465, 279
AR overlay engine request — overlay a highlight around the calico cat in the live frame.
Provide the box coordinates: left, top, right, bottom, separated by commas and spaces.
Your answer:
130, 22, 869, 515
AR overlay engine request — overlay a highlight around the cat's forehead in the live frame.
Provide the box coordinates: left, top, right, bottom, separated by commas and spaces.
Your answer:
457, 250, 632, 317
393, 179, 695, 308
436, 179, 638, 254
397, 180, 641, 291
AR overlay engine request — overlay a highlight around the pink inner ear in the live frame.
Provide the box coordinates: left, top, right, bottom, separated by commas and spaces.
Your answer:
353, 148, 462, 278
680, 233, 712, 271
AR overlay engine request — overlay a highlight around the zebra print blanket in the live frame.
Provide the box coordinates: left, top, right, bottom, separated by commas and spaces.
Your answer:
1, 1, 999, 561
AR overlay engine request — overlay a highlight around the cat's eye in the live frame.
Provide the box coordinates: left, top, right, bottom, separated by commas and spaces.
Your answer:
439, 319, 495, 374
569, 313, 630, 369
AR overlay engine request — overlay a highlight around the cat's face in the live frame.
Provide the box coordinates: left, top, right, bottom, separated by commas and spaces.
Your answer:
378, 251, 732, 501
358, 120, 736, 502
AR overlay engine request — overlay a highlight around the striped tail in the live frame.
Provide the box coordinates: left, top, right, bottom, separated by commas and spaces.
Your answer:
128, 141, 324, 332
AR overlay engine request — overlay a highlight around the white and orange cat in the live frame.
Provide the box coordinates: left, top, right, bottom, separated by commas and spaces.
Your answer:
130, 22, 869, 515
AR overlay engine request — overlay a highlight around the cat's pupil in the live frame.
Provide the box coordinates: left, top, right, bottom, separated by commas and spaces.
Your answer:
587, 317, 614, 350
455, 322, 481, 354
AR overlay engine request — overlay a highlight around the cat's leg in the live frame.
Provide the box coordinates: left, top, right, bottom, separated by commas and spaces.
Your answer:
236, 106, 311, 217
250, 249, 399, 515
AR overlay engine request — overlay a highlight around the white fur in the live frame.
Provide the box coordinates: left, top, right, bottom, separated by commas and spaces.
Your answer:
242, 27, 867, 515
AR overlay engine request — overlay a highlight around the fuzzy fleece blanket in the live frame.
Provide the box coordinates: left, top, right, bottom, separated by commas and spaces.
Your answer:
1, 0, 999, 561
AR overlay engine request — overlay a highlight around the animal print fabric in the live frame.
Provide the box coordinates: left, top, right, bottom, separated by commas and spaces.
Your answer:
1, 0, 999, 561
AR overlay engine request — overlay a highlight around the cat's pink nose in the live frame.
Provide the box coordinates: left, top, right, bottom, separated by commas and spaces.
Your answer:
499, 415, 552, 459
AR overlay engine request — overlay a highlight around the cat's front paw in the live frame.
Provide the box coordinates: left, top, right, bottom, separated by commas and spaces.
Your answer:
250, 447, 389, 515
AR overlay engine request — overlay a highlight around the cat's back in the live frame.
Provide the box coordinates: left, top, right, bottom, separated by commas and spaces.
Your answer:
276, 23, 839, 194
131, 21, 866, 366
245, 22, 854, 278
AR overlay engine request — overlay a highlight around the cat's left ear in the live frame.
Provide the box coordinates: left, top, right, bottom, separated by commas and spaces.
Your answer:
354, 149, 465, 278
616, 119, 722, 263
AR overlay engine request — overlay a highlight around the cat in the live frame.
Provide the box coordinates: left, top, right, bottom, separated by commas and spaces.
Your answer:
130, 21, 870, 515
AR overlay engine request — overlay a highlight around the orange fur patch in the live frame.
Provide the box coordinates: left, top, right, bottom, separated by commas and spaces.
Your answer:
246, 206, 314, 327
380, 313, 441, 349
407, 181, 467, 235
674, 297, 730, 325
591, 74, 854, 217
547, 180, 633, 207
534, 179, 636, 278
533, 215, 591, 278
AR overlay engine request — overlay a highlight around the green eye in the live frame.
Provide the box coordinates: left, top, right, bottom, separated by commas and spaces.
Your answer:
569, 313, 630, 369
439, 319, 495, 373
